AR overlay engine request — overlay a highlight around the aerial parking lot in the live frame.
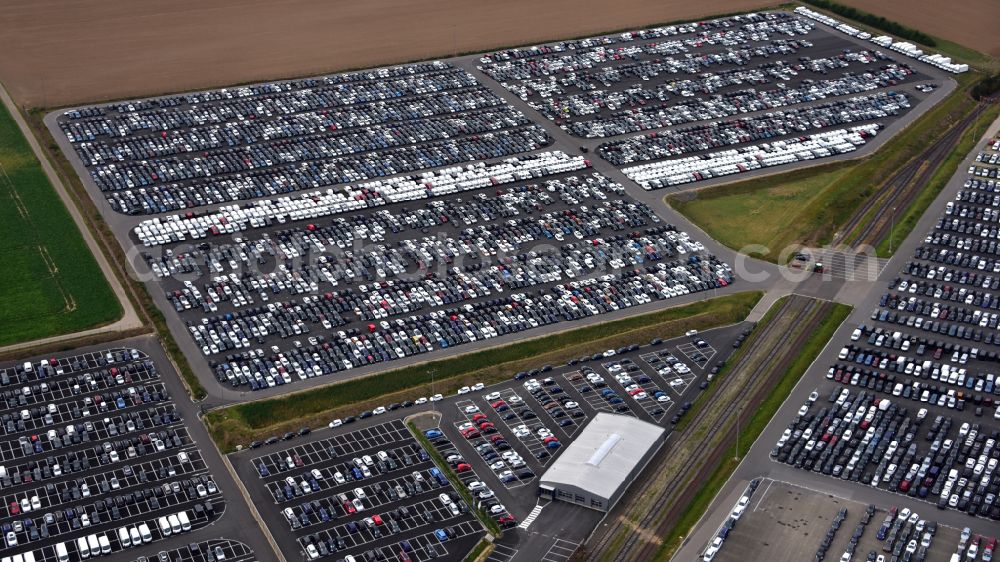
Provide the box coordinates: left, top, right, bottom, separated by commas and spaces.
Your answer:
92, 154, 734, 396
230, 324, 745, 560
769, 134, 1000, 523
0, 342, 269, 562
706, 479, 996, 562
43, 8, 962, 405
476, 11, 950, 189
235, 419, 484, 562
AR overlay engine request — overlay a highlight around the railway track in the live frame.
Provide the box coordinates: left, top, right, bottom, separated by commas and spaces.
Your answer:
584, 296, 830, 562
837, 101, 988, 249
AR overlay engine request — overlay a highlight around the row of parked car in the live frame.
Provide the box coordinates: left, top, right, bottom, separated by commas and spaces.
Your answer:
527, 52, 910, 138
57, 62, 558, 216
600, 90, 908, 167
131, 150, 590, 247
209, 259, 729, 391
622, 124, 882, 190
773, 388, 1000, 520
478, 13, 813, 83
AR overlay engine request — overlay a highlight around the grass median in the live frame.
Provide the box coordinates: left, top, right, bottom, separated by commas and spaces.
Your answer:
0, 101, 120, 346
650, 298, 851, 561
669, 68, 989, 263
407, 420, 503, 538
205, 291, 762, 452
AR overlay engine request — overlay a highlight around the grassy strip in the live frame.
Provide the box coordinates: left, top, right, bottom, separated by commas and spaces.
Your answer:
0, 101, 121, 346
462, 539, 493, 562
875, 102, 1000, 256
22, 110, 208, 400
205, 291, 762, 451
407, 421, 503, 538
669, 71, 982, 263
650, 300, 851, 561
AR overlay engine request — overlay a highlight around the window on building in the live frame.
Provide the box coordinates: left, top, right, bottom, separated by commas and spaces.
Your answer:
591, 499, 603, 508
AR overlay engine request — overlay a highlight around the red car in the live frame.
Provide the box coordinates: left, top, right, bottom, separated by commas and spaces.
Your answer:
372, 514, 383, 525
478, 422, 495, 431
491, 400, 507, 410
461, 429, 480, 439
456, 463, 471, 473
8, 502, 19, 516
471, 413, 487, 423
343, 501, 356, 514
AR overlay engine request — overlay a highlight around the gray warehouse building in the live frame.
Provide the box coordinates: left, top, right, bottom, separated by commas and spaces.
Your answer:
539, 412, 666, 511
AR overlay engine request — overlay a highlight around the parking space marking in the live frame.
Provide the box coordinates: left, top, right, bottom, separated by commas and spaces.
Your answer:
640, 351, 696, 397
540, 539, 579, 562
489, 390, 557, 468
676, 340, 716, 369
561, 371, 615, 415
452, 400, 533, 489
600, 360, 669, 422
486, 544, 518, 562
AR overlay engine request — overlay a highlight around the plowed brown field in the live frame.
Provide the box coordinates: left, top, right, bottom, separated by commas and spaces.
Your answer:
0, 0, 993, 109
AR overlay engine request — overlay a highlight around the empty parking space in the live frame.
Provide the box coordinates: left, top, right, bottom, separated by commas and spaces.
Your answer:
143, 538, 258, 562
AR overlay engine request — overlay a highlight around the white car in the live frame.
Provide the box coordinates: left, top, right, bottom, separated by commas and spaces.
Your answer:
372, 406, 386, 415
484, 392, 502, 401
414, 397, 428, 405
467, 481, 486, 492
686, 330, 698, 336
457, 386, 471, 395
471, 383, 485, 391
328, 419, 343, 428
703, 537, 723, 561
464, 405, 480, 414
489, 504, 506, 514
430, 394, 444, 402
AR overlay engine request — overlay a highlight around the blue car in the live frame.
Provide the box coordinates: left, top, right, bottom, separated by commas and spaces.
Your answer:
424, 429, 442, 439
258, 464, 269, 477
434, 529, 449, 542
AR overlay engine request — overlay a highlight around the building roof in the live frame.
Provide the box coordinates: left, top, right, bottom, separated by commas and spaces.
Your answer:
540, 412, 665, 500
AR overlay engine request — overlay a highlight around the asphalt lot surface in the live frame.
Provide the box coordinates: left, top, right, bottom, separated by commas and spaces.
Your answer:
676, 114, 1000, 562
712, 479, 995, 562
0, 339, 270, 562
41, 11, 955, 407
230, 324, 745, 561
233, 418, 483, 562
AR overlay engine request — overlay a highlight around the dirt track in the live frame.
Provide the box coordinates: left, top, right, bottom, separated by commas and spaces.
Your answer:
0, 0, 993, 110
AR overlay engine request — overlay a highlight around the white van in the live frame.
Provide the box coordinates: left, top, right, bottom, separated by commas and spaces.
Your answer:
118, 527, 131, 548
99, 534, 111, 555
23, 551, 35, 562
138, 523, 152, 543
178, 510, 191, 531
158, 516, 171, 536
86, 534, 100, 558
55, 543, 69, 562
167, 514, 181, 534
129, 527, 141, 546
76, 537, 90, 559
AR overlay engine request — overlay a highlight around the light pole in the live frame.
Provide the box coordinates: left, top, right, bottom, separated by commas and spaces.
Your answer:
429, 369, 437, 414
889, 206, 896, 254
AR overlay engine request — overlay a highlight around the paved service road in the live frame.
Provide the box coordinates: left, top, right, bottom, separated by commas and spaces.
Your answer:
675, 114, 1000, 562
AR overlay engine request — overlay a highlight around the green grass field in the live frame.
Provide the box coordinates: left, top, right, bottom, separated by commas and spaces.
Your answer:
669, 71, 985, 263
206, 291, 762, 452
0, 102, 120, 346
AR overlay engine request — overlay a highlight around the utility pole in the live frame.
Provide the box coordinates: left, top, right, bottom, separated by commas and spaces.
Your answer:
889, 206, 896, 254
